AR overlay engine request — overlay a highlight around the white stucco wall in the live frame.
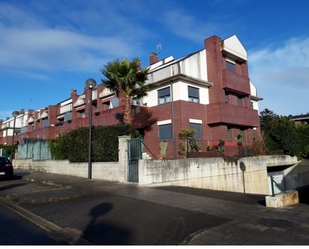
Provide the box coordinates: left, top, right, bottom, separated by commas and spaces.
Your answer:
143, 81, 209, 107
179, 49, 207, 81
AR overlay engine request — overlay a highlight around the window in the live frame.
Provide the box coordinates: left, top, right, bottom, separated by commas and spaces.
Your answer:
64, 112, 72, 121
158, 87, 170, 104
79, 110, 85, 118
188, 86, 199, 103
238, 96, 242, 106
190, 123, 202, 139
251, 101, 254, 108
42, 119, 50, 128
225, 92, 229, 103
226, 61, 235, 72
240, 129, 244, 141
227, 126, 231, 141
104, 102, 111, 110
158, 124, 172, 141
102, 96, 119, 110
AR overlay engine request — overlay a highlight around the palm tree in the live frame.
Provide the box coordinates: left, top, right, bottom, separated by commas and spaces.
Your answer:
100, 58, 152, 124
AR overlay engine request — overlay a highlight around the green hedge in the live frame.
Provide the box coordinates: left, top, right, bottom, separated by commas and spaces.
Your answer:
48, 124, 135, 162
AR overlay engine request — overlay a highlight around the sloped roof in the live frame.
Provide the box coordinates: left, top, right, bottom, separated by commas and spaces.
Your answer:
221, 35, 247, 61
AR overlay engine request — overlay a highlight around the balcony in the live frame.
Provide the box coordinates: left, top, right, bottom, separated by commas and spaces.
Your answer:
222, 69, 250, 95
207, 102, 259, 127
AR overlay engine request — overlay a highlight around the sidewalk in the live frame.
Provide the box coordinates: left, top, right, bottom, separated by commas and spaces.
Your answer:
11, 169, 309, 245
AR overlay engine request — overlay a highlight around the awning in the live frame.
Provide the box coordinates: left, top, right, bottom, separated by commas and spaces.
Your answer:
57, 115, 64, 120
76, 105, 85, 112
102, 96, 113, 103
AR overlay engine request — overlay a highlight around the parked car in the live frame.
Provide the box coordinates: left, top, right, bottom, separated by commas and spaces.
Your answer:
0, 156, 13, 180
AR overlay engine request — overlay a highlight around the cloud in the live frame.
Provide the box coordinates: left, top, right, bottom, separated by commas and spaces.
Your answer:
249, 37, 309, 115
0, 1, 151, 76
162, 10, 222, 43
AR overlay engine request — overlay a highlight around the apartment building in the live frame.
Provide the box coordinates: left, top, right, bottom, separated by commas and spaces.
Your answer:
0, 35, 262, 158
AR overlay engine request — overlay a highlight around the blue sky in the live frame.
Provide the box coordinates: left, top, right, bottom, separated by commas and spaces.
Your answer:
1, 0, 309, 120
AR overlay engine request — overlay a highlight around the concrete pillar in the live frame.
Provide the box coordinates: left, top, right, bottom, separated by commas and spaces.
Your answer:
118, 135, 130, 182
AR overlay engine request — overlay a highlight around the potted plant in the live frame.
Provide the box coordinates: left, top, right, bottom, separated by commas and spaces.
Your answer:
219, 139, 225, 146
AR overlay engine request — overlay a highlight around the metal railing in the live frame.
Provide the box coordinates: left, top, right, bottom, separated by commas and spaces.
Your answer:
141, 140, 156, 159
270, 175, 286, 197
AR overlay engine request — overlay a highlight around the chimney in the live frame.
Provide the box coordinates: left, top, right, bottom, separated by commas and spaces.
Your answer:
71, 89, 77, 98
150, 52, 158, 65
19, 109, 25, 115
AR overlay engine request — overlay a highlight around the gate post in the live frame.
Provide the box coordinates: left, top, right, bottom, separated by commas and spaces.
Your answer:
118, 135, 130, 183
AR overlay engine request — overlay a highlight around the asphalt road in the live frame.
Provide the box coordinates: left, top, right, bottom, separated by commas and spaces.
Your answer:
0, 204, 63, 245
20, 191, 230, 245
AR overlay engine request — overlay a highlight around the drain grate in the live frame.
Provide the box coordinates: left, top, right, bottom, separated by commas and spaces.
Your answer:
258, 218, 293, 228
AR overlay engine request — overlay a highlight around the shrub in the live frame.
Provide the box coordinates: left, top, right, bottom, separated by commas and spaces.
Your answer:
48, 124, 135, 162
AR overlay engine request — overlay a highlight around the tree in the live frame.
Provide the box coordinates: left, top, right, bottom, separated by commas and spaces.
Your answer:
178, 128, 201, 157
260, 108, 276, 131
260, 109, 299, 156
100, 58, 152, 124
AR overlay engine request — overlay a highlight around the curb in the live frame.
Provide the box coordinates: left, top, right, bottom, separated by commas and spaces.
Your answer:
0, 197, 93, 245
21, 176, 71, 189
6, 193, 86, 204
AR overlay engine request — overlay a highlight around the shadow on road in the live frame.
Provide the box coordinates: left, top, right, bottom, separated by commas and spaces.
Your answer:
82, 202, 132, 245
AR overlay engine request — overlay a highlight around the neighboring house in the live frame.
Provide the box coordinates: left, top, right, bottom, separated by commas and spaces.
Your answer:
0, 35, 262, 158
291, 114, 309, 125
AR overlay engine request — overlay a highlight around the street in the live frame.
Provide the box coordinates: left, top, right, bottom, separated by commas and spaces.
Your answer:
0, 174, 229, 245
1, 169, 309, 245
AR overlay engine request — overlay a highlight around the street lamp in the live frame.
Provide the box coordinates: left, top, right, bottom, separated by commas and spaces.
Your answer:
12, 111, 19, 145
85, 78, 97, 179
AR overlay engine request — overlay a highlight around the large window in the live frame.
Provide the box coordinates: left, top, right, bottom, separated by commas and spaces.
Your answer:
190, 123, 202, 139
188, 86, 199, 103
158, 87, 170, 105
158, 124, 172, 141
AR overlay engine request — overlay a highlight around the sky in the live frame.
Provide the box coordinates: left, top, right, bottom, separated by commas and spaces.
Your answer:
1, 0, 309, 120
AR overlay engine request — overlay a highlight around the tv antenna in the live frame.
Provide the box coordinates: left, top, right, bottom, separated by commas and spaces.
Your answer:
156, 43, 162, 59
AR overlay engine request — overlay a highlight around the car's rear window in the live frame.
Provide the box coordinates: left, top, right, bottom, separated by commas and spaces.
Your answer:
0, 157, 9, 163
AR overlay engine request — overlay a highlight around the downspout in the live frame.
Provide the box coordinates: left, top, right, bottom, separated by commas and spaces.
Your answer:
171, 80, 176, 159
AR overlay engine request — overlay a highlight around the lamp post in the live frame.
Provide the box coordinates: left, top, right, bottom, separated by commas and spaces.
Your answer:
85, 78, 97, 179
12, 111, 19, 145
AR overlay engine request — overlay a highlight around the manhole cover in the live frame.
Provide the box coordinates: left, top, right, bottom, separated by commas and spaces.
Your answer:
258, 218, 293, 228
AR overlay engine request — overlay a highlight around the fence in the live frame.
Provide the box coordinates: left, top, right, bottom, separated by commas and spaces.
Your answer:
18, 140, 52, 161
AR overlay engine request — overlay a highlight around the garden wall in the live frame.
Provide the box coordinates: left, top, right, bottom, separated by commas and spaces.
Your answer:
138, 155, 299, 195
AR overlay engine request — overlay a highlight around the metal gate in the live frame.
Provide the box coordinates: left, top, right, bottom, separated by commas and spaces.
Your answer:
127, 138, 142, 183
